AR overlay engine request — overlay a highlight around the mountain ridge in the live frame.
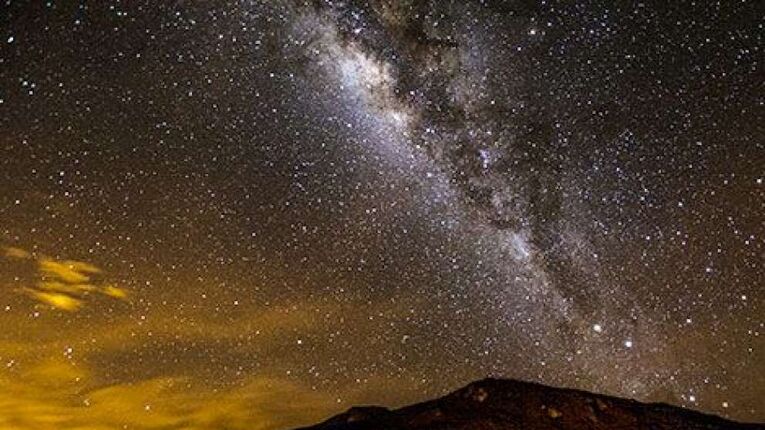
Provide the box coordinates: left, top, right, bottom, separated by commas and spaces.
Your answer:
297, 378, 764, 430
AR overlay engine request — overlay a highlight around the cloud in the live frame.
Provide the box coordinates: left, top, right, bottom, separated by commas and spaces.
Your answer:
0, 358, 339, 430
22, 288, 84, 312
100, 285, 128, 300
2, 247, 129, 312
38, 259, 101, 284
0, 245, 432, 428
4, 247, 31, 260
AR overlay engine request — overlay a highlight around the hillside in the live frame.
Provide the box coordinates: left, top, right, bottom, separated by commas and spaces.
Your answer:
297, 378, 763, 430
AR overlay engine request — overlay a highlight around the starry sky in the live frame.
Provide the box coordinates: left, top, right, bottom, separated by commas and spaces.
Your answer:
0, 1, 763, 429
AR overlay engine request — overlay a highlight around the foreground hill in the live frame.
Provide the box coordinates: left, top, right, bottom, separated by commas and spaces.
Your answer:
297, 378, 763, 430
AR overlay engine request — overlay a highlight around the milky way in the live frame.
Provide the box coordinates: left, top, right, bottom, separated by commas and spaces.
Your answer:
0, 1, 762, 428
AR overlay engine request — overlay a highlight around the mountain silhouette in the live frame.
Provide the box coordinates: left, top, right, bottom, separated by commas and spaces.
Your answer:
297, 378, 763, 430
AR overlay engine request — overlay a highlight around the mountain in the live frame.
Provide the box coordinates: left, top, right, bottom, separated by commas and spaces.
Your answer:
297, 378, 763, 430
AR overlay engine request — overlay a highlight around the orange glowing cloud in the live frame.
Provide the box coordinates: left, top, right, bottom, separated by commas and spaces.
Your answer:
0, 356, 340, 430
2, 246, 129, 312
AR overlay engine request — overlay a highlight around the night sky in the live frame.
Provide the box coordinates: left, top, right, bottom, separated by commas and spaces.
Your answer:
0, 1, 763, 429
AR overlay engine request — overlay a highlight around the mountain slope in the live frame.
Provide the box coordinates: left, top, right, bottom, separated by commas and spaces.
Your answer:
297, 378, 763, 430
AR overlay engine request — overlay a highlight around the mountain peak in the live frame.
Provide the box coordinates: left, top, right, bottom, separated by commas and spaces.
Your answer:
298, 378, 763, 430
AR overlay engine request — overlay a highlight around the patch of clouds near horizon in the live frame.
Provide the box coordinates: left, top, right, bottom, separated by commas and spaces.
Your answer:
0, 358, 339, 430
